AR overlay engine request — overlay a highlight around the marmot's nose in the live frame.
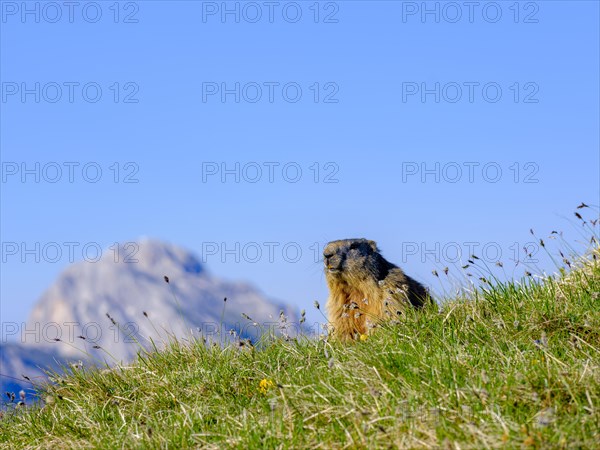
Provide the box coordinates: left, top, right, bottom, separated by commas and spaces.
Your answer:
323, 253, 334, 266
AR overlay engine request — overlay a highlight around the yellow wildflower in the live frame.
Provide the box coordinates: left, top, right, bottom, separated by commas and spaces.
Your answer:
259, 378, 274, 394
359, 334, 368, 341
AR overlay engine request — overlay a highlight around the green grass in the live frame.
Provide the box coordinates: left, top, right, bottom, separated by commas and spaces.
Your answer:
1, 248, 599, 448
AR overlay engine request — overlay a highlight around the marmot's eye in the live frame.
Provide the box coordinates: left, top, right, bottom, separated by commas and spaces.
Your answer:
349, 242, 360, 250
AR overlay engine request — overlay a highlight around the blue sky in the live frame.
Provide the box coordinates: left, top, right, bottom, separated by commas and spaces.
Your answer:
1, 1, 599, 332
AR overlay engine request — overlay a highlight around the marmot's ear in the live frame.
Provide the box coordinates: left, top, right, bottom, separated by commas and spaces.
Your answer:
367, 240, 379, 252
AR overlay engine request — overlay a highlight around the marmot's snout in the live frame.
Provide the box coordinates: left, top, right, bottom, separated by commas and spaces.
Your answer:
323, 249, 343, 273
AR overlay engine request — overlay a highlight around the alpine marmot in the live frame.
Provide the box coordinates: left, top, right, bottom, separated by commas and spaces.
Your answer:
323, 238, 429, 340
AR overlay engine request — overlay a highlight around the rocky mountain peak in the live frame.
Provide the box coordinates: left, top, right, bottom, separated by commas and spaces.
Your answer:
3, 239, 297, 393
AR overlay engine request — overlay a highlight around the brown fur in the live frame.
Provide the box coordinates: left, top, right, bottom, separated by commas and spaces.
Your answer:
323, 238, 429, 340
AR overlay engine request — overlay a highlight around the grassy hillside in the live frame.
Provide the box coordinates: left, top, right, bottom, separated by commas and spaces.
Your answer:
1, 238, 599, 448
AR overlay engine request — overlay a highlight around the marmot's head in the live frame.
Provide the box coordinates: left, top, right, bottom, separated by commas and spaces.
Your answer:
323, 238, 380, 280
